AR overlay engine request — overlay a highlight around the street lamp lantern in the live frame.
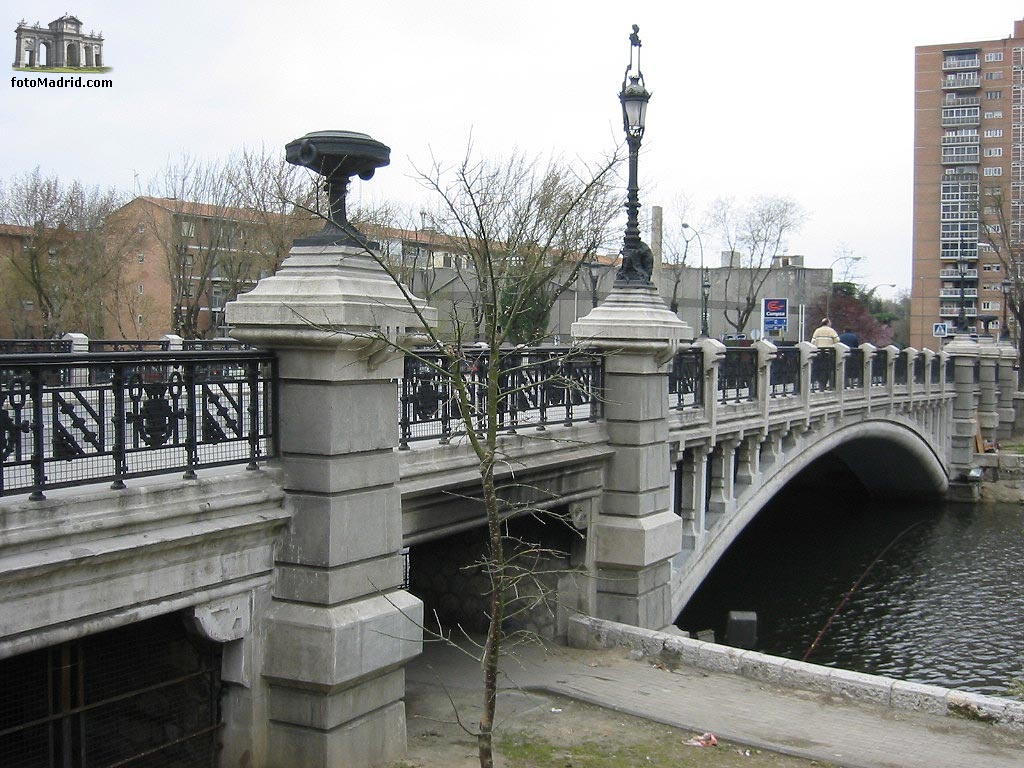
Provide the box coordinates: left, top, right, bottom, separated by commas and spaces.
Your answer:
615, 24, 654, 286
619, 26, 650, 138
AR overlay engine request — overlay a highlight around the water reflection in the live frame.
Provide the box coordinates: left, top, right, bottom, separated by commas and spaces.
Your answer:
676, 474, 1024, 697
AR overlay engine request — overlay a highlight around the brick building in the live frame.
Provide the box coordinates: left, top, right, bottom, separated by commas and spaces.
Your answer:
912, 19, 1024, 349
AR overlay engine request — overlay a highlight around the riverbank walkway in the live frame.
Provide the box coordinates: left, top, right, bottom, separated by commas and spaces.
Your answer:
406, 639, 1024, 768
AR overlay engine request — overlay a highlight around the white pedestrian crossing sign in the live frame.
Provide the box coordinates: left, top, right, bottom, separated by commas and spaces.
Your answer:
933, 322, 948, 338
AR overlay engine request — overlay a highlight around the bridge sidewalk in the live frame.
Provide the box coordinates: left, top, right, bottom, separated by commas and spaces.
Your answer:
407, 639, 1024, 768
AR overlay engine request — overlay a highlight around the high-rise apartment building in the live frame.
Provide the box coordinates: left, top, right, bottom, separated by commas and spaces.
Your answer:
912, 19, 1024, 350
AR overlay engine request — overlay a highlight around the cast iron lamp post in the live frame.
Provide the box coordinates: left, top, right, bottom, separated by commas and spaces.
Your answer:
682, 223, 709, 336
615, 25, 653, 286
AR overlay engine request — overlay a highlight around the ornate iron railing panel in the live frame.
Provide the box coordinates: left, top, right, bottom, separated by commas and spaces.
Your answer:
871, 352, 888, 386
913, 355, 926, 385
0, 351, 275, 499
844, 349, 865, 389
0, 339, 72, 354
810, 348, 836, 391
399, 347, 603, 447
719, 348, 757, 403
894, 352, 909, 385
669, 348, 704, 409
88, 339, 171, 352
769, 347, 800, 397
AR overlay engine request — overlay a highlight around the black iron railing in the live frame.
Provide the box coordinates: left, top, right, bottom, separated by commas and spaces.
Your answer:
0, 339, 73, 354
669, 348, 704, 409
810, 348, 835, 392
398, 347, 603, 447
769, 347, 800, 397
0, 350, 275, 499
88, 339, 171, 352
845, 349, 864, 389
871, 352, 888, 386
894, 352, 909, 385
719, 348, 757, 403
913, 355, 926, 385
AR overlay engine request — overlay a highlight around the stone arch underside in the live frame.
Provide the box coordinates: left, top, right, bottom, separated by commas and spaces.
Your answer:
671, 417, 949, 616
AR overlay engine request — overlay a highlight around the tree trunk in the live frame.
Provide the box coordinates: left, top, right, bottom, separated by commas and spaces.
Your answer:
476, 454, 502, 768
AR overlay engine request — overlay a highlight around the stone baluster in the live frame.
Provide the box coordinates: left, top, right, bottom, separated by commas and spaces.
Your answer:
675, 441, 711, 554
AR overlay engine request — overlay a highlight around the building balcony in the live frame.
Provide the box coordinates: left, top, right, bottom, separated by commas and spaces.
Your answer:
944, 96, 981, 107
941, 134, 980, 145
941, 115, 981, 127
940, 288, 979, 298
939, 306, 978, 317
939, 268, 979, 279
942, 152, 980, 165
942, 74, 981, 89
942, 57, 980, 71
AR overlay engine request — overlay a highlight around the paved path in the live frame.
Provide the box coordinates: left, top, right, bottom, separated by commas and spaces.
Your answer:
407, 640, 1024, 768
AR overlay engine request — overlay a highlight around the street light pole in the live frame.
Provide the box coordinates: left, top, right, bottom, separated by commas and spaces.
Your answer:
956, 248, 968, 334
615, 25, 653, 287
825, 254, 863, 319
682, 223, 708, 336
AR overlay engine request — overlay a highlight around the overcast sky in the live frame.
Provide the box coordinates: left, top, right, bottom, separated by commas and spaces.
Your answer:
5, 1, 1024, 300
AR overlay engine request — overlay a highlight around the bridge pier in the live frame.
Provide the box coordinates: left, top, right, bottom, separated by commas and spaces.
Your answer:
945, 334, 982, 501
573, 284, 691, 629
998, 341, 1017, 440
227, 237, 436, 767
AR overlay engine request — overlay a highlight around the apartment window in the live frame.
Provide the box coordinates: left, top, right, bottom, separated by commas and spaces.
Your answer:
985, 223, 1003, 233
137, 315, 144, 325
985, 71, 1004, 80
180, 219, 196, 238
983, 263, 1002, 272
985, 186, 1003, 196
137, 223, 145, 234
985, 90, 1003, 100
984, 110, 1004, 118
985, 52, 1004, 62
984, 129, 1004, 137
984, 147, 1004, 157
984, 167, 1004, 176
984, 205, 1000, 214
982, 301, 1000, 311
137, 283, 144, 295
137, 252, 145, 263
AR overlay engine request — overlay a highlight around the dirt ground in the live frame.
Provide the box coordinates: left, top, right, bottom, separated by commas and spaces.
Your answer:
391, 650, 835, 768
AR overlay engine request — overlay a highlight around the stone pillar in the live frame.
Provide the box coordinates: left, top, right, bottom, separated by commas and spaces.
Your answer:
707, 437, 738, 518
753, 339, 776, 421
944, 334, 981, 498
62, 332, 89, 385
735, 433, 760, 488
834, 342, 850, 408
860, 343, 876, 412
759, 427, 785, 470
997, 341, 1017, 441
676, 442, 710, 553
226, 238, 436, 767
977, 340, 1001, 446
573, 284, 691, 630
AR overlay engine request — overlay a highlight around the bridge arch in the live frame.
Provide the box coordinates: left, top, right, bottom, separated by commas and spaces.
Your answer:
671, 416, 949, 617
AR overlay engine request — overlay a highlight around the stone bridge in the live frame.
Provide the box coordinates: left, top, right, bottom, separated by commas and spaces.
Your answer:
0, 238, 1017, 768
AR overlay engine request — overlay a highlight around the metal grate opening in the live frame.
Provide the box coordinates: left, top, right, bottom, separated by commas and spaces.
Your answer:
0, 613, 222, 767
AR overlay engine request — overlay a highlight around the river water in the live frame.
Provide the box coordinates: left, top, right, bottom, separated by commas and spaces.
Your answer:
676, 474, 1024, 697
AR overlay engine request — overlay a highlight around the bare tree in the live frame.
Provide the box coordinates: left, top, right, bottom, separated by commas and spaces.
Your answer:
0, 168, 131, 337
975, 186, 1024, 378
708, 195, 806, 334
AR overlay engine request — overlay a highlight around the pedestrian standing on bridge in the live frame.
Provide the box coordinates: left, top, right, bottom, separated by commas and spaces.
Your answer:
812, 318, 840, 348
838, 328, 860, 347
